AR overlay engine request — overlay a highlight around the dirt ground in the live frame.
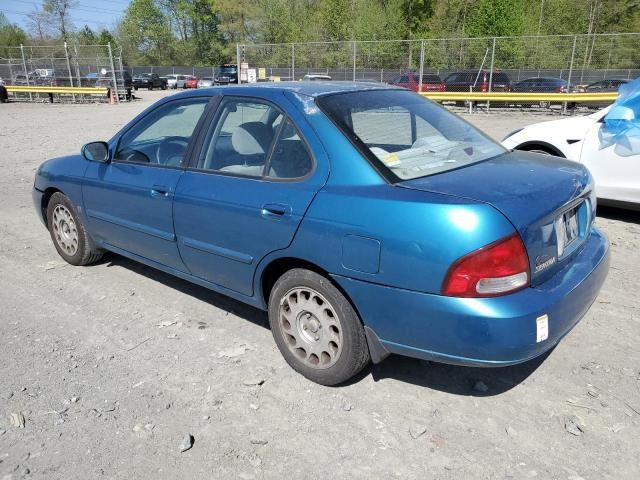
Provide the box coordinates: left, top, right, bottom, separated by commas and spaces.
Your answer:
1, 91, 639, 480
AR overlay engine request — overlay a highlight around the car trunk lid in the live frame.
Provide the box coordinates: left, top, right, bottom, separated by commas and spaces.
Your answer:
398, 151, 594, 285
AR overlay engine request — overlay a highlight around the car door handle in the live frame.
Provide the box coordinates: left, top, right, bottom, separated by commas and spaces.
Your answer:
261, 203, 292, 218
150, 185, 170, 198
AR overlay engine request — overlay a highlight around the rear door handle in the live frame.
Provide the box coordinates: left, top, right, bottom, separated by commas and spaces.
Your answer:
261, 203, 292, 218
151, 185, 170, 198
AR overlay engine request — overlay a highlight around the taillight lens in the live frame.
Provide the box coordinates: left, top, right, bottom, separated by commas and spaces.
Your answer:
442, 234, 530, 298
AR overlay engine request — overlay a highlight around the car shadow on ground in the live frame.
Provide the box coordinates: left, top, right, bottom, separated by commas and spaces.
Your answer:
100, 254, 269, 330
101, 253, 549, 396
597, 205, 640, 224
360, 352, 550, 396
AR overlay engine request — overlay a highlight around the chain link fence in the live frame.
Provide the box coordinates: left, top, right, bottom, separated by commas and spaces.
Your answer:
239, 33, 640, 112
0, 43, 123, 102
1, 33, 638, 108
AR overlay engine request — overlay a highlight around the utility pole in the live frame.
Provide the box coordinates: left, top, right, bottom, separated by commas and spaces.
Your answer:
537, 0, 545, 36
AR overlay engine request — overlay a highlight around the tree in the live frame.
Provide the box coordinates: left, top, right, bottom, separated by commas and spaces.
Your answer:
43, 0, 78, 40
466, 0, 525, 37
119, 0, 176, 64
26, 8, 54, 42
0, 13, 28, 59
77, 25, 96, 45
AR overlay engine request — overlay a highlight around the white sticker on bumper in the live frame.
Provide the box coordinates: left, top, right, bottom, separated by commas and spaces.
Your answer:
536, 314, 549, 343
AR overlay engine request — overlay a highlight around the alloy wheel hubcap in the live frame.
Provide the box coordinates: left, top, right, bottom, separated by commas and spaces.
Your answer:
52, 204, 78, 256
279, 287, 343, 369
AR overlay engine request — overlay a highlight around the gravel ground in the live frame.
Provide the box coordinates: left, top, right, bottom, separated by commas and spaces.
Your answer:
1, 91, 639, 480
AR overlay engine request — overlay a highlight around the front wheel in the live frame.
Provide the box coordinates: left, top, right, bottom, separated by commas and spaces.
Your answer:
46, 192, 102, 266
268, 269, 370, 385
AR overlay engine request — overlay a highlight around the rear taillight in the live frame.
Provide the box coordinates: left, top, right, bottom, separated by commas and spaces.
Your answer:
442, 234, 530, 298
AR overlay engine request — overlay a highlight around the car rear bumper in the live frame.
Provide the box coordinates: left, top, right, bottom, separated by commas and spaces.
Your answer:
332, 227, 609, 366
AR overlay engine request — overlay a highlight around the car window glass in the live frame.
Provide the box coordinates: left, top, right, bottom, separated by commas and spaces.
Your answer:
115, 98, 208, 166
399, 75, 410, 83
267, 119, 313, 179
318, 89, 505, 181
197, 99, 281, 176
352, 106, 412, 146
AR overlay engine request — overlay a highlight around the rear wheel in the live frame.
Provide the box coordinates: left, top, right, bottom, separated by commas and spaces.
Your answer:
268, 269, 370, 385
46, 192, 102, 266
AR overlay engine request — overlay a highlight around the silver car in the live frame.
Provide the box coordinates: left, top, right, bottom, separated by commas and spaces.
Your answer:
197, 77, 214, 88
166, 75, 187, 89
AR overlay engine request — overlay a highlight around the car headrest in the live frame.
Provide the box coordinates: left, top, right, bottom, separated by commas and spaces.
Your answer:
232, 122, 272, 155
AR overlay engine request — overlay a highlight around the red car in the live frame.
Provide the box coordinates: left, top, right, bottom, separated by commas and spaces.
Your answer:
184, 76, 198, 89
391, 72, 446, 92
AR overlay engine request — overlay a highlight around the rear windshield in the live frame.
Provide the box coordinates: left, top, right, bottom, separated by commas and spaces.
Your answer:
422, 74, 442, 83
317, 89, 505, 181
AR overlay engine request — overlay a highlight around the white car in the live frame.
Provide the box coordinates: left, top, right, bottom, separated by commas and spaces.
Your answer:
166, 74, 187, 89
197, 77, 215, 88
503, 106, 640, 209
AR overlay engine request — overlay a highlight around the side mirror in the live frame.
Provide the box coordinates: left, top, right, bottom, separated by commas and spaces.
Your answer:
81, 141, 110, 162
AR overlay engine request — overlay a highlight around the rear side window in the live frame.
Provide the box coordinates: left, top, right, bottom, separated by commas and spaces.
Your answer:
197, 98, 313, 179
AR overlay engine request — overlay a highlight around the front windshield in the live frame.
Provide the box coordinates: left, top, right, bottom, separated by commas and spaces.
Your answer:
220, 67, 237, 75
316, 89, 505, 181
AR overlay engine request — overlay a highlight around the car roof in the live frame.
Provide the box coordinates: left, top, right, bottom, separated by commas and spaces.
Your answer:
182, 81, 400, 98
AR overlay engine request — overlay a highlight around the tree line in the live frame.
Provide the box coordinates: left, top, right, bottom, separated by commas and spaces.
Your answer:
1, 0, 639, 67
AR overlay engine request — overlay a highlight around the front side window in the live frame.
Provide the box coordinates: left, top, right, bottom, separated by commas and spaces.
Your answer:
197, 98, 313, 179
317, 89, 505, 181
115, 98, 209, 166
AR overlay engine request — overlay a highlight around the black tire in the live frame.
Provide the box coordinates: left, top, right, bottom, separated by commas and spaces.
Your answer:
268, 269, 370, 385
46, 192, 102, 266
161, 84, 167, 90
148, 85, 153, 90
134, 86, 138, 91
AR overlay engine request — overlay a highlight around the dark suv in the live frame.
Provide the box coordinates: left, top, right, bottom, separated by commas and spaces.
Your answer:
214, 64, 238, 85
133, 73, 167, 90
444, 70, 512, 92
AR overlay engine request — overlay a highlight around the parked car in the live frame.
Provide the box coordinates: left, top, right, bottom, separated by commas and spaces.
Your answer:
214, 64, 238, 84
512, 77, 570, 93
444, 70, 512, 92
183, 76, 198, 89
503, 105, 639, 209
574, 79, 628, 108
133, 73, 167, 90
303, 74, 332, 81
391, 72, 445, 92
197, 77, 214, 88
12, 74, 29, 85
32, 83, 609, 385
576, 79, 628, 93
166, 75, 187, 89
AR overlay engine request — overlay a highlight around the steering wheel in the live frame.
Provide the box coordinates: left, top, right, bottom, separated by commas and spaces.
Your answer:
156, 136, 189, 166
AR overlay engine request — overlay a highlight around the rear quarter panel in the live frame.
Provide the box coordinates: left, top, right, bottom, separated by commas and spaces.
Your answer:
277, 184, 516, 294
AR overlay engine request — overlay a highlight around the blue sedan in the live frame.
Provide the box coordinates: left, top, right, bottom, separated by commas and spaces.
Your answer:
33, 82, 610, 385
